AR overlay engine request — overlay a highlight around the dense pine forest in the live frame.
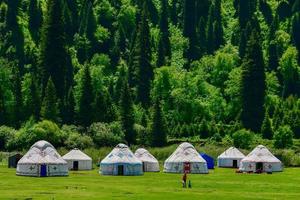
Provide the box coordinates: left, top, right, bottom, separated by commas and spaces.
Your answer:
0, 0, 300, 151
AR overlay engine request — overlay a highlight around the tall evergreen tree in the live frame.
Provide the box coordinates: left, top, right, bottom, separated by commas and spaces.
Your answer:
6, 0, 24, 74
241, 30, 266, 132
0, 86, 6, 125
134, 2, 153, 107
261, 112, 273, 139
120, 80, 136, 145
64, 87, 75, 124
214, 0, 224, 49
40, 0, 67, 100
25, 74, 41, 121
29, 0, 43, 42
197, 17, 207, 57
206, 4, 215, 54
78, 65, 93, 127
41, 77, 59, 122
150, 98, 167, 147
183, 0, 199, 67
157, 0, 171, 67
12, 64, 22, 127
292, 13, 300, 63
268, 41, 279, 71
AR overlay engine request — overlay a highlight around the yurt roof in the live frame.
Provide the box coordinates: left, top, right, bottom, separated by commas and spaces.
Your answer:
18, 140, 67, 165
241, 145, 281, 163
62, 149, 92, 161
101, 144, 142, 164
218, 147, 245, 159
135, 148, 158, 163
165, 142, 206, 163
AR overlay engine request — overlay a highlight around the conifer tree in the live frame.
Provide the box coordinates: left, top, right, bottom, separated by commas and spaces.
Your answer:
213, 0, 224, 49
183, 0, 199, 67
0, 86, 6, 125
6, 0, 24, 73
134, 2, 153, 107
268, 41, 279, 71
40, 0, 67, 100
41, 77, 59, 122
29, 0, 43, 42
78, 65, 93, 127
241, 30, 266, 132
26, 75, 41, 121
64, 87, 75, 124
12, 64, 22, 127
157, 0, 171, 67
261, 112, 273, 139
120, 79, 136, 145
206, 4, 215, 54
197, 17, 207, 57
292, 13, 300, 63
93, 89, 116, 123
150, 98, 167, 147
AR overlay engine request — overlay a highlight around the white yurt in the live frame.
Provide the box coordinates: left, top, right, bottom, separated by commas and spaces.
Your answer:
100, 144, 143, 176
62, 149, 92, 170
16, 140, 68, 177
164, 142, 208, 174
218, 147, 245, 168
135, 148, 160, 172
239, 145, 283, 172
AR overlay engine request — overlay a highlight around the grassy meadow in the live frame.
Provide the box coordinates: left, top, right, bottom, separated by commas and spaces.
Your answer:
0, 166, 300, 199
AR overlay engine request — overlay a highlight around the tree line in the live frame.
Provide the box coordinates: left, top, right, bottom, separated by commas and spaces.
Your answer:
0, 0, 300, 149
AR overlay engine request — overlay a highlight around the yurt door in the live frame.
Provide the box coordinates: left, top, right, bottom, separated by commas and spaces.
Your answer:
233, 160, 238, 168
118, 165, 124, 175
40, 164, 47, 177
73, 161, 79, 171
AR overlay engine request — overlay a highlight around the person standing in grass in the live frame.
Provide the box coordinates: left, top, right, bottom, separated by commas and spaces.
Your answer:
182, 173, 187, 188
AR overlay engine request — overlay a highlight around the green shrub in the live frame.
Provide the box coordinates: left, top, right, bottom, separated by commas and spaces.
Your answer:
274, 125, 294, 149
88, 122, 124, 147
8, 120, 66, 150
232, 129, 254, 149
62, 125, 94, 149
0, 126, 16, 150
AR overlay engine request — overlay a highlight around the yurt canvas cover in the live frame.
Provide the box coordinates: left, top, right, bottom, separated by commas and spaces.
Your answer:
135, 148, 160, 172
63, 149, 92, 170
239, 145, 283, 172
164, 142, 208, 174
200, 153, 214, 169
100, 144, 143, 176
17, 140, 68, 177
218, 147, 245, 168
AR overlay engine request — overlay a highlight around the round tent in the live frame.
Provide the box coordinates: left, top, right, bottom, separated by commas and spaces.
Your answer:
218, 147, 245, 168
100, 144, 143, 176
135, 148, 160, 172
239, 145, 283, 172
62, 149, 92, 170
17, 140, 68, 177
200, 153, 214, 169
164, 142, 208, 174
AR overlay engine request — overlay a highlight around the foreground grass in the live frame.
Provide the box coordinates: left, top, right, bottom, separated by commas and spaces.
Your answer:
0, 166, 300, 200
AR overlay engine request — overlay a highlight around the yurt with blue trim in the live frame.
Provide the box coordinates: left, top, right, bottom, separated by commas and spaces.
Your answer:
100, 144, 143, 176
200, 153, 214, 169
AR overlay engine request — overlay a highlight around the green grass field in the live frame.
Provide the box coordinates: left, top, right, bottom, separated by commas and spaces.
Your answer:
0, 166, 300, 200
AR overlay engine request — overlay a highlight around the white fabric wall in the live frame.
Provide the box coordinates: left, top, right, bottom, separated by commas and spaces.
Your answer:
143, 162, 160, 172
164, 162, 208, 174
16, 164, 68, 176
239, 161, 283, 172
66, 160, 92, 170
100, 163, 143, 176
218, 158, 243, 168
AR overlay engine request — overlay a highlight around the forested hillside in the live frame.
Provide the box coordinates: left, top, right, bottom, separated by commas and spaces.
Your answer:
0, 0, 300, 150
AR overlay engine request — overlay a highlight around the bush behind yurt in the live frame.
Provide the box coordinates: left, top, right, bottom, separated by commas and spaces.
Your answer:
7, 120, 66, 150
